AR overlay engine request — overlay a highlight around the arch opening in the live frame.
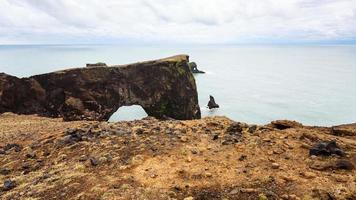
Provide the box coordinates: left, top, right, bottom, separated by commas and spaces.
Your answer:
108, 105, 148, 122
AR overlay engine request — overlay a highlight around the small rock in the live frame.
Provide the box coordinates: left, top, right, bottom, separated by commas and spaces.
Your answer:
240, 188, 257, 193
135, 128, 144, 135
271, 163, 280, 169
312, 189, 336, 200
281, 194, 289, 200
89, 157, 98, 166
238, 155, 247, 161
79, 155, 87, 162
180, 136, 188, 142
262, 138, 271, 142
184, 197, 194, 200
58, 154, 67, 161
4, 143, 22, 152
191, 149, 198, 154
26, 148, 36, 159
0, 168, 10, 175
248, 125, 257, 133
62, 129, 83, 145
227, 122, 243, 134
229, 188, 239, 195
281, 175, 296, 182
300, 143, 311, 149
150, 174, 158, 178
3, 180, 16, 191
205, 172, 212, 177
333, 159, 354, 170
273, 149, 284, 154
98, 156, 108, 164
186, 156, 192, 162
300, 171, 316, 179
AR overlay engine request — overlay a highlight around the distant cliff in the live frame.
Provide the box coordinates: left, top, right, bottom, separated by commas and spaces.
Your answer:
0, 55, 201, 121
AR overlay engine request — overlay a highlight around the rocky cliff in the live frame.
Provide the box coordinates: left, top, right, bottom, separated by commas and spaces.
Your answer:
0, 55, 201, 121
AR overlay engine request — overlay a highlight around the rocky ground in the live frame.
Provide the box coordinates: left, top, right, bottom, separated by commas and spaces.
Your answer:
0, 113, 355, 200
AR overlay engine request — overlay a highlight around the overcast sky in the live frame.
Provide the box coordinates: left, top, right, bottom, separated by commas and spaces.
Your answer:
0, 0, 356, 44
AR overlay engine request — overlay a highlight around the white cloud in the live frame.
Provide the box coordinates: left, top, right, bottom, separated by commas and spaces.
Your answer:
0, 0, 355, 44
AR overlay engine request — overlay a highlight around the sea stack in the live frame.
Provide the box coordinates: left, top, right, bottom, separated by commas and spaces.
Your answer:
207, 95, 219, 109
188, 62, 205, 73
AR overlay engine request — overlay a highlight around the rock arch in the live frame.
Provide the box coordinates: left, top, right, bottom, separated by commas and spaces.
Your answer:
109, 105, 148, 122
0, 55, 201, 121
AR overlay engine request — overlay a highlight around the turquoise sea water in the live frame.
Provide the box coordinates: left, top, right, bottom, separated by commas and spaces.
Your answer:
0, 45, 355, 126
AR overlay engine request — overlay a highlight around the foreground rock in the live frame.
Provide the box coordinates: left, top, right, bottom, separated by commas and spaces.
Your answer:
0, 55, 201, 121
0, 113, 355, 200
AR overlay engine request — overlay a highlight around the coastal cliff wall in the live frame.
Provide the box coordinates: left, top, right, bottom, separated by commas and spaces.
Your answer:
0, 55, 201, 121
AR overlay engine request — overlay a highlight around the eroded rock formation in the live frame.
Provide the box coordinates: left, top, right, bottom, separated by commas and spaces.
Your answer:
207, 95, 219, 109
0, 55, 201, 121
188, 62, 205, 74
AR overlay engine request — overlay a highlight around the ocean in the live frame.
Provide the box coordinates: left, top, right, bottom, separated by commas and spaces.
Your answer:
0, 44, 355, 126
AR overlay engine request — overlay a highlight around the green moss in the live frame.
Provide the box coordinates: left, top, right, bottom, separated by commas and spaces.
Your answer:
159, 103, 167, 114
175, 62, 186, 76
259, 193, 268, 200
177, 67, 186, 75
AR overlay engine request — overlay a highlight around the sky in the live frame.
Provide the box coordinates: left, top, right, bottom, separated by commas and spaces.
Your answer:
0, 0, 356, 44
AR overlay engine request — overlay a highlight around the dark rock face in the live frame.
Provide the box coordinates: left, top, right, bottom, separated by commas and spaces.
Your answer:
207, 95, 219, 109
309, 141, 345, 157
0, 55, 201, 121
188, 62, 205, 74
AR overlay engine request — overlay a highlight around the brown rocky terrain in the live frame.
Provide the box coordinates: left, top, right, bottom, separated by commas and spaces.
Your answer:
0, 113, 355, 200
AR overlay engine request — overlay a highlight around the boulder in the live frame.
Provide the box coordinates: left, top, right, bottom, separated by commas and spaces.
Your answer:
309, 141, 345, 157
0, 55, 201, 121
2, 180, 16, 191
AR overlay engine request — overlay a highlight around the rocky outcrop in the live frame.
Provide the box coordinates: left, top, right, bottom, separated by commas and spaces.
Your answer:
0, 55, 201, 121
270, 120, 303, 130
332, 123, 356, 136
188, 62, 205, 74
86, 62, 107, 68
207, 95, 219, 109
